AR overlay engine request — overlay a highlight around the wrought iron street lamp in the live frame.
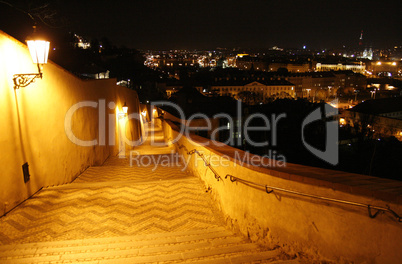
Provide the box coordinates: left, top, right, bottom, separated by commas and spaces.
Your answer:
13, 26, 50, 89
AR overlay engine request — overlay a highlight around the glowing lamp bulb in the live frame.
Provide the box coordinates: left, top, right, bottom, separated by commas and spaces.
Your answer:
27, 40, 50, 64
122, 102, 128, 114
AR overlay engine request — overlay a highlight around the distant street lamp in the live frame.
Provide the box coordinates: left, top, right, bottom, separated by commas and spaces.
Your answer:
371, 89, 376, 99
13, 26, 50, 89
122, 102, 128, 115
119, 102, 128, 119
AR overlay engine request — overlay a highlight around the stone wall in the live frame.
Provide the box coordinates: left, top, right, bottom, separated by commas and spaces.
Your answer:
0, 31, 141, 215
162, 118, 402, 263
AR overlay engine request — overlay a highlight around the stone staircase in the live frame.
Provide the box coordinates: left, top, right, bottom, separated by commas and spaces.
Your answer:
0, 123, 299, 263
0, 227, 298, 263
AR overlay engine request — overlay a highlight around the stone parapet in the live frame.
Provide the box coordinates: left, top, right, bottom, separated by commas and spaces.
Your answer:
162, 119, 402, 263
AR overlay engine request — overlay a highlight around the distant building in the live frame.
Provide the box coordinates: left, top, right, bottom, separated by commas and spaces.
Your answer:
282, 71, 366, 100
350, 97, 402, 120
162, 80, 184, 98
81, 70, 109, 79
73, 34, 91, 50
367, 61, 400, 77
360, 48, 373, 60
236, 56, 267, 71
236, 57, 311, 73
342, 97, 402, 140
79, 64, 110, 79
316, 62, 365, 74
116, 80, 130, 88
333, 71, 367, 91
198, 79, 295, 102
286, 63, 311, 73
144, 52, 199, 69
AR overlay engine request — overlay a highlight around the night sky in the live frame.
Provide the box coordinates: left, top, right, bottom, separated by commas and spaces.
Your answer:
2, 0, 401, 50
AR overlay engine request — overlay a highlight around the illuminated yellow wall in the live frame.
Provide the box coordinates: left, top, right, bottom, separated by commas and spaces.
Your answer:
0, 31, 141, 215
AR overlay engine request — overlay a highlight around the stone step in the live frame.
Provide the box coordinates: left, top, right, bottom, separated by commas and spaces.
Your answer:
188, 250, 283, 264
269, 260, 300, 264
0, 227, 282, 263
51, 176, 196, 190
0, 227, 228, 253
71, 161, 190, 184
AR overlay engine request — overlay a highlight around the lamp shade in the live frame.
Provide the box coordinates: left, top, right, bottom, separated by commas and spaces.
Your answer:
27, 40, 49, 64
26, 26, 50, 64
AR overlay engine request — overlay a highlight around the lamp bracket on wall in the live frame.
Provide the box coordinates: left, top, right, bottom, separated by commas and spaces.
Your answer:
13, 72, 42, 89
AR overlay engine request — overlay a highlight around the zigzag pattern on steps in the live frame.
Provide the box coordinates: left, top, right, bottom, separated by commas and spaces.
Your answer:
0, 124, 299, 263
0, 178, 221, 245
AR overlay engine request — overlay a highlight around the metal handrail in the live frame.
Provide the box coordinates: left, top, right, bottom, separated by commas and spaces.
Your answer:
177, 143, 189, 153
183, 147, 402, 222
225, 174, 402, 222
187, 149, 222, 182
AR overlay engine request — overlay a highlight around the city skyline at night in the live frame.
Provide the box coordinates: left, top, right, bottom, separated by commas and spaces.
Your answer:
1, 0, 401, 50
